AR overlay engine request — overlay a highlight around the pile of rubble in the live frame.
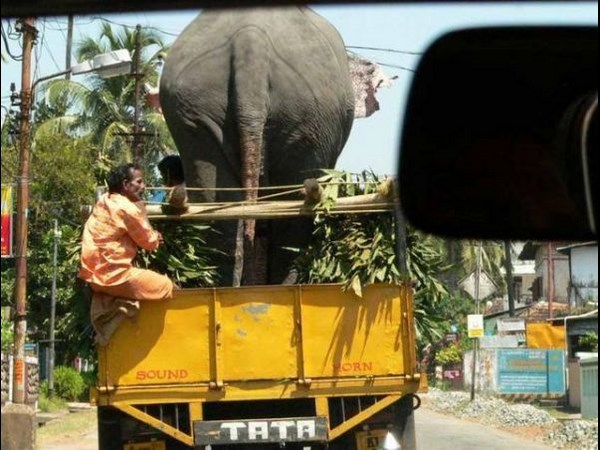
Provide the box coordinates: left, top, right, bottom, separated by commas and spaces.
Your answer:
546, 419, 598, 450
425, 389, 598, 449
427, 389, 557, 427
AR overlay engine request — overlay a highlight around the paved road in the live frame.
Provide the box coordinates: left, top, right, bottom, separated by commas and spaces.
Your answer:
38, 406, 556, 450
415, 407, 555, 450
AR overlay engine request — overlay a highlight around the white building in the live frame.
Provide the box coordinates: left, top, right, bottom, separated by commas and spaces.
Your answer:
558, 242, 598, 305
518, 242, 570, 303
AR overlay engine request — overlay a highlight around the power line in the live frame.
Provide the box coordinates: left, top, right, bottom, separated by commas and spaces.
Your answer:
2, 20, 22, 41
375, 61, 415, 72
90, 16, 180, 37
347, 45, 422, 56
41, 22, 64, 74
1, 23, 23, 61
43, 19, 68, 32
33, 21, 44, 82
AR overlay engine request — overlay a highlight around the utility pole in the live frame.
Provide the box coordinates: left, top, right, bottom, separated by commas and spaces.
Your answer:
13, 16, 37, 405
65, 15, 74, 80
470, 241, 483, 402
48, 220, 60, 397
132, 24, 143, 164
504, 240, 515, 317
547, 242, 555, 319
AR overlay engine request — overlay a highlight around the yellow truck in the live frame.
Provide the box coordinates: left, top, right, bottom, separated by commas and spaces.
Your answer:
93, 283, 422, 450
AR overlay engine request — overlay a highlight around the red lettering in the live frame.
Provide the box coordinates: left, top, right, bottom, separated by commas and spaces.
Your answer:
333, 362, 374, 373
135, 369, 190, 382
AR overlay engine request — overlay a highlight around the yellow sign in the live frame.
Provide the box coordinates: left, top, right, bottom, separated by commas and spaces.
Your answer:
526, 322, 566, 349
468, 314, 484, 338
356, 429, 388, 450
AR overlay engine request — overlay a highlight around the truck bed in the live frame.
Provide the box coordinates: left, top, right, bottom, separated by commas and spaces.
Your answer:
94, 283, 422, 449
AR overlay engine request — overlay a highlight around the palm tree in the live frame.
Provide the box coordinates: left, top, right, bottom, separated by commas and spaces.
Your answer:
33, 23, 175, 177
76, 23, 174, 166
442, 240, 505, 296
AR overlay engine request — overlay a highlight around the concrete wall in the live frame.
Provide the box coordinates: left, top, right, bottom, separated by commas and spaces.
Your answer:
463, 349, 498, 393
464, 348, 566, 395
568, 360, 581, 408
580, 357, 598, 419
535, 247, 570, 303
0, 355, 38, 408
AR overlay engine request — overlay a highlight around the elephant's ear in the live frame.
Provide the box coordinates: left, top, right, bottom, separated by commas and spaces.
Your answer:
348, 54, 396, 119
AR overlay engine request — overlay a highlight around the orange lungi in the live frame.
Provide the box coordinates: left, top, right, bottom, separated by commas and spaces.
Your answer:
91, 267, 173, 301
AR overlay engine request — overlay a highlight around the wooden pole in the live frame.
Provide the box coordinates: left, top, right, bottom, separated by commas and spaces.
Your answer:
65, 15, 74, 79
145, 192, 394, 221
548, 242, 555, 319
13, 17, 36, 405
505, 240, 516, 317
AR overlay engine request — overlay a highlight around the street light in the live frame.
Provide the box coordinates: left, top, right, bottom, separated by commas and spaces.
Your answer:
12, 44, 132, 405
31, 49, 132, 93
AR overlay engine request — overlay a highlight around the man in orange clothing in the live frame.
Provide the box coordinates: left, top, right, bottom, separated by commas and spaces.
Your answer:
80, 163, 174, 301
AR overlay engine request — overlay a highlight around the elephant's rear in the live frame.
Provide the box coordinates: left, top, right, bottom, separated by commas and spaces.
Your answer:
161, 7, 355, 187
160, 7, 355, 284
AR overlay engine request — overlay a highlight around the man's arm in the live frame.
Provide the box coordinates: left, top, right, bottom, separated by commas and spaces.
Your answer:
121, 205, 161, 251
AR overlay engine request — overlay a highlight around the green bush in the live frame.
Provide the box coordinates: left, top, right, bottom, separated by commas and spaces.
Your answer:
40, 379, 49, 397
38, 392, 67, 412
580, 332, 598, 353
435, 344, 463, 366
429, 377, 452, 391
1, 317, 13, 353
79, 370, 98, 402
53, 366, 85, 401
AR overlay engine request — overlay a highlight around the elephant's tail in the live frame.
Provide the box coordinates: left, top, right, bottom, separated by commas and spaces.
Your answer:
231, 26, 272, 286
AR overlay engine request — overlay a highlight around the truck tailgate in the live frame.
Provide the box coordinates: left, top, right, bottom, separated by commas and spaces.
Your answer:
97, 284, 417, 392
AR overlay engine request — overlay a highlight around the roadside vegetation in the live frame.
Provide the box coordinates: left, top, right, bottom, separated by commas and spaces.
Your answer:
37, 366, 89, 413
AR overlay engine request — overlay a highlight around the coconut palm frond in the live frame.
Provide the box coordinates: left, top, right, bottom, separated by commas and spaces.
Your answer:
33, 116, 80, 141
76, 36, 109, 62
37, 79, 90, 111
143, 112, 176, 154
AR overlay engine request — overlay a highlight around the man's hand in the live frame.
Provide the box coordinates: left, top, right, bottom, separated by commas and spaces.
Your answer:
161, 183, 189, 216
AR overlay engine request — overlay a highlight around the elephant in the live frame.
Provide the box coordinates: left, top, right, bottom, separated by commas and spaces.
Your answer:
160, 7, 388, 286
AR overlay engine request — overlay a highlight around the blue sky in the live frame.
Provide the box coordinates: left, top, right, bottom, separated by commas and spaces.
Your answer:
1, 3, 597, 176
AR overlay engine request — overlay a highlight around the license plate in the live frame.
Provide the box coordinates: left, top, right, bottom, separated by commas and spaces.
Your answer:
355, 429, 388, 450
123, 441, 166, 450
194, 417, 329, 445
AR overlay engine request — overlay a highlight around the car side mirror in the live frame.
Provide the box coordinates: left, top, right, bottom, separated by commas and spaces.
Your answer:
399, 26, 597, 240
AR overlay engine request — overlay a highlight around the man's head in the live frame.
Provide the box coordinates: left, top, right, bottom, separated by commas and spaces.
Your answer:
157, 155, 185, 187
107, 164, 146, 202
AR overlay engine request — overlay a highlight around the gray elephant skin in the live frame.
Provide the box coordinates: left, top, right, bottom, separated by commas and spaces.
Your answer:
160, 7, 355, 285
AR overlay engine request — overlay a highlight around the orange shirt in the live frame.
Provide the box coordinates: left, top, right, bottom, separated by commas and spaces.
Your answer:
79, 193, 161, 287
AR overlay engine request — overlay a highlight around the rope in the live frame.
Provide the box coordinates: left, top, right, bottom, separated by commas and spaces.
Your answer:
150, 208, 392, 221
145, 181, 386, 193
